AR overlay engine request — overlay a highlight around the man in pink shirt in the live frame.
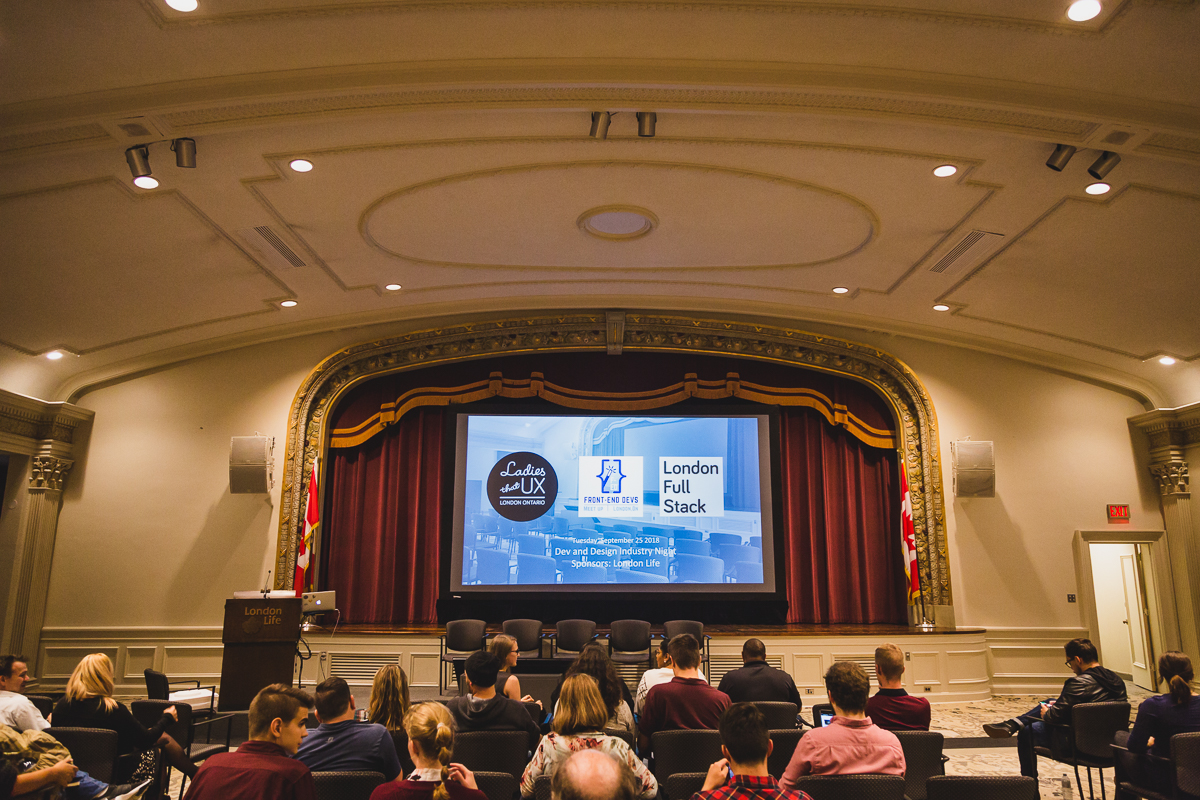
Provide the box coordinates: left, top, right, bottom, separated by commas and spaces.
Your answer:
780, 662, 904, 789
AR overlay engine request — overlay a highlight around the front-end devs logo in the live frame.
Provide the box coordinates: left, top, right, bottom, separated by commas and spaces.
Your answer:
487, 452, 559, 522
579, 456, 643, 517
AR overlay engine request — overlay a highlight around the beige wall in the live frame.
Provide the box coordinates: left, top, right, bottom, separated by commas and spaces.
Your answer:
30, 315, 1168, 690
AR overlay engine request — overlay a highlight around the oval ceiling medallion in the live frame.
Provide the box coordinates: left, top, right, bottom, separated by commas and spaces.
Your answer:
578, 205, 658, 240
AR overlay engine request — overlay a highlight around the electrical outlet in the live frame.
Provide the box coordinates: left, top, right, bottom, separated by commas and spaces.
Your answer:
805, 688, 814, 694
1067, 594, 1077, 603
923, 686, 932, 692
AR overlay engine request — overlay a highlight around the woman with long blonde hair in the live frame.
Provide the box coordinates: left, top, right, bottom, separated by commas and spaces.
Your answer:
520, 674, 656, 799
370, 664, 414, 773
369, 702, 487, 800
51, 653, 198, 781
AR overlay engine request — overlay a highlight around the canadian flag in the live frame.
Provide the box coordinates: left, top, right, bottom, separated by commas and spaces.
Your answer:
295, 456, 319, 597
900, 462, 921, 604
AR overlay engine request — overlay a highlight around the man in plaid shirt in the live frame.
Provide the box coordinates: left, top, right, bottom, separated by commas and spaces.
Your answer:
690, 704, 812, 800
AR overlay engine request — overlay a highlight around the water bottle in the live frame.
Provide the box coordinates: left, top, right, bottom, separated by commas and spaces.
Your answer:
1062, 775, 1074, 800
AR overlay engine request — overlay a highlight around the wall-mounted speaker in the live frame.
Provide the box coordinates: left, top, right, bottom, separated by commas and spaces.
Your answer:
230, 435, 274, 494
952, 440, 995, 498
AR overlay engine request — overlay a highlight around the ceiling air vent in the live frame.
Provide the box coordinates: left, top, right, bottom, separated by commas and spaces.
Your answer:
928, 230, 1004, 275
117, 122, 152, 137
238, 225, 307, 270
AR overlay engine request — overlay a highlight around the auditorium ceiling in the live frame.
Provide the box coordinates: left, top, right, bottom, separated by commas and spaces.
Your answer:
1, 0, 1198, 407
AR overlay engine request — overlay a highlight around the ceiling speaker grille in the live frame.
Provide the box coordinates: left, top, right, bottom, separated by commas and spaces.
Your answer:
929, 230, 1004, 275
238, 226, 307, 269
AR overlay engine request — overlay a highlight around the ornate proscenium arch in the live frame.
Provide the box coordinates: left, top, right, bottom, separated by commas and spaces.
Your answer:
273, 312, 951, 608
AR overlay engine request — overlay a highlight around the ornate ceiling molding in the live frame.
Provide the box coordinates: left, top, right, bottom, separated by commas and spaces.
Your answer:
272, 311, 952, 609
1130, 401, 1200, 467
0, 387, 94, 459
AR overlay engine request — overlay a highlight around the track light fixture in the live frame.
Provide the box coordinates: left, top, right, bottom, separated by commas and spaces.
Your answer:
125, 145, 152, 178
1045, 144, 1076, 172
172, 138, 196, 168
590, 112, 612, 139
1088, 151, 1121, 179
637, 112, 657, 137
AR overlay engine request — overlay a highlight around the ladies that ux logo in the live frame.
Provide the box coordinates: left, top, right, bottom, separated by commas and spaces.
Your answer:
486, 451, 559, 522
598, 459, 626, 493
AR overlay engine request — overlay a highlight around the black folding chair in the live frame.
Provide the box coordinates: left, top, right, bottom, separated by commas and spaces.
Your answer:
662, 621, 710, 665
440, 618, 487, 693
311, 770, 386, 800
474, 770, 519, 800
608, 620, 654, 668
925, 775, 1039, 800
650, 729, 723, 786
1113, 731, 1200, 800
1034, 701, 1130, 800
133, 698, 233, 799
26, 694, 54, 719
44, 726, 118, 784
453, 730, 531, 782
502, 618, 544, 657
664, 772, 708, 800
767, 728, 805, 780
750, 701, 799, 729
793, 774, 907, 800
144, 668, 216, 722
893, 730, 946, 800
551, 619, 597, 659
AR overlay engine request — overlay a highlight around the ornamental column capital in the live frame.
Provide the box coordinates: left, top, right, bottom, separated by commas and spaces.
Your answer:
29, 454, 73, 493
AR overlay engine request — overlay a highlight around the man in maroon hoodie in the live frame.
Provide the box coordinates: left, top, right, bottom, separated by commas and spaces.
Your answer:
184, 684, 316, 800
638, 634, 730, 753
865, 644, 930, 731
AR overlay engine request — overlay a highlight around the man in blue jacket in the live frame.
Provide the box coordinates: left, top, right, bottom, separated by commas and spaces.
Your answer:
294, 676, 402, 780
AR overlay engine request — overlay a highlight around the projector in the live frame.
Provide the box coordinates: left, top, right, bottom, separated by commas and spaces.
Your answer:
302, 591, 336, 614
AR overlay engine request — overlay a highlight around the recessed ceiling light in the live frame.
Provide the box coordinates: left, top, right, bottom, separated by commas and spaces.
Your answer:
832, 287, 850, 294
280, 300, 298, 308
933, 304, 951, 312
385, 284, 402, 291
933, 165, 957, 177
165, 0, 199, 10
1159, 356, 1177, 366
1085, 182, 1110, 195
1067, 0, 1102, 22
133, 176, 159, 189
45, 351, 64, 361
289, 159, 313, 173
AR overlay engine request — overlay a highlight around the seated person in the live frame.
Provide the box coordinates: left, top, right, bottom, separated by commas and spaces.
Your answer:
0, 722, 146, 800
638, 634, 730, 753
490, 635, 541, 707
865, 643, 930, 731
369, 664, 415, 775
1118, 651, 1200, 795
717, 639, 802, 708
369, 702, 487, 800
446, 651, 542, 750
520, 674, 656, 799
634, 639, 704, 715
982, 637, 1126, 779
184, 683, 316, 800
695, 704, 812, 800
294, 676, 402, 780
780, 662, 905, 787
0, 754, 77, 800
552, 645, 634, 737
549, 749, 639, 800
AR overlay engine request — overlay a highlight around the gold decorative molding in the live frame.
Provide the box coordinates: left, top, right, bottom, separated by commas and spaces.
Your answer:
0, 388, 94, 457
273, 311, 951, 608
29, 456, 73, 493
1150, 463, 1190, 497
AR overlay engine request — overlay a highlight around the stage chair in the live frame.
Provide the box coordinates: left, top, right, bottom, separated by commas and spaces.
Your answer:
893, 730, 946, 800
673, 554, 724, 584
607, 619, 654, 669
651, 729, 723, 786
475, 771, 519, 800
1113, 731, 1200, 800
517, 553, 559, 584
1034, 701, 1130, 800
614, 568, 668, 583
925, 775, 1038, 800
733, 561, 764, 583
440, 618, 487, 693
453, 731, 530, 781
673, 538, 710, 557
133, 698, 232, 799
475, 547, 515, 585
750, 701, 799, 729
672, 529, 703, 541
45, 726, 119, 784
501, 618, 544, 657
532, 774, 553, 800
144, 668, 216, 721
707, 532, 742, 549
562, 565, 607, 583
514, 533, 549, 556
718, 545, 761, 580
664, 772, 708, 800
662, 620, 710, 665
767, 729, 805, 780
311, 770, 386, 800
26, 694, 53, 718
552, 517, 570, 535
551, 619, 598, 659
793, 774, 906, 800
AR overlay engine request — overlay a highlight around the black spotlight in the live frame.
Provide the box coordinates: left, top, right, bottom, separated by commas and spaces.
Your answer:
637, 111, 657, 137
1088, 151, 1121, 179
589, 112, 611, 139
172, 138, 196, 168
1045, 144, 1076, 171
125, 145, 152, 178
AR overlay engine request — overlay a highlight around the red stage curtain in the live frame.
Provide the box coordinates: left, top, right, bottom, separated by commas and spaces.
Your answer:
780, 406, 906, 624
321, 407, 445, 624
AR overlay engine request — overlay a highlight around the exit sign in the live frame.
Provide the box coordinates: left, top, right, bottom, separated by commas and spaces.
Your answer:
1108, 504, 1131, 523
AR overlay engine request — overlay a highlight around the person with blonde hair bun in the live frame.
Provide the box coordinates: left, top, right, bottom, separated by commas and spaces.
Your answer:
52, 653, 198, 782
520, 674, 656, 799
370, 664, 415, 774
369, 702, 487, 800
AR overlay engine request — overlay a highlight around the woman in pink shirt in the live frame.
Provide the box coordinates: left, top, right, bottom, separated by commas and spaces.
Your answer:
780, 662, 905, 789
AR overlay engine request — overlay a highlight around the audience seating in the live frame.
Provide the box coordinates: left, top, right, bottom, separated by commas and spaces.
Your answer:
517, 553, 559, 584
732, 561, 764, 583
1113, 731, 1200, 800
672, 529, 703, 541
25, 694, 53, 718
133, 698, 231, 799
44, 727, 119, 784
793, 774, 907, 800
750, 701, 799, 729
664, 772, 708, 800
925, 775, 1039, 800
767, 729, 805, 780
475, 547, 514, 585
650, 730, 724, 786
662, 620, 710, 664
388, 729, 416, 775
893, 730, 946, 800
604, 727, 636, 751
440, 618, 488, 693
474, 770, 520, 800
551, 619, 598, 659
532, 774, 553, 800
1034, 701, 1130, 800
453, 730, 530, 782
311, 770, 386, 800
515, 534, 549, 556
673, 539, 711, 557
502, 618, 544, 657
674, 554, 725, 584
607, 619, 654, 668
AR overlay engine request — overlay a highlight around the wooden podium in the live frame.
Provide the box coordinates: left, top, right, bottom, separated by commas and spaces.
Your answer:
217, 597, 302, 711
